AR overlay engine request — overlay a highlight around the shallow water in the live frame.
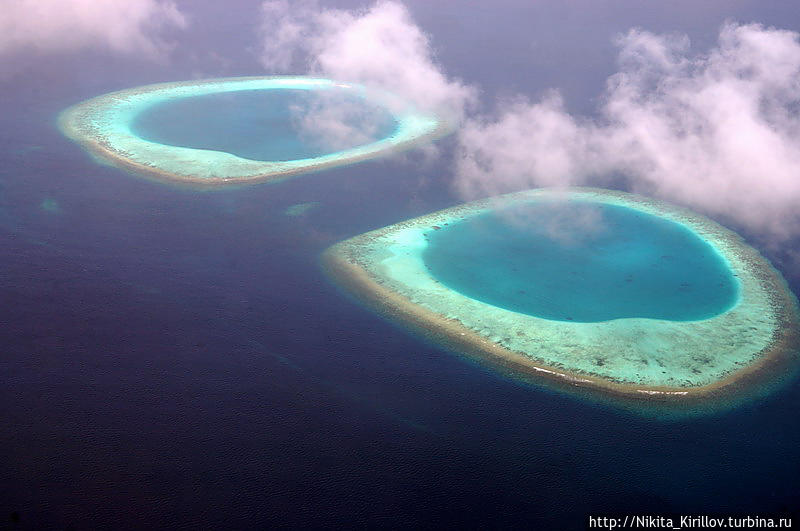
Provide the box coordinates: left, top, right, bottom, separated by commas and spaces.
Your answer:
423, 200, 738, 322
131, 88, 398, 162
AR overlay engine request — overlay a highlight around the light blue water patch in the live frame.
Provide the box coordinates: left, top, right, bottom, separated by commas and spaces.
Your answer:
130, 89, 398, 162
423, 199, 739, 322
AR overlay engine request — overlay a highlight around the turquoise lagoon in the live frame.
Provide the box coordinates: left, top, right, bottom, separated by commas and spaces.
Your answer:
423, 200, 738, 323
131, 89, 397, 163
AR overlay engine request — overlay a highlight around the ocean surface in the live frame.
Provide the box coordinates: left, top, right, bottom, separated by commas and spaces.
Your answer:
2, 21, 800, 531
424, 200, 738, 322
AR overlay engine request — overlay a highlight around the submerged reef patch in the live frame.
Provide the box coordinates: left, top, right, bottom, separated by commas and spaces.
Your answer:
285, 201, 320, 217
323, 188, 800, 413
40, 198, 61, 214
58, 76, 446, 187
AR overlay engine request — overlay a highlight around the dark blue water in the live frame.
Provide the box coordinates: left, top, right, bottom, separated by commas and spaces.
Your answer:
131, 89, 398, 161
424, 201, 738, 322
2, 19, 799, 529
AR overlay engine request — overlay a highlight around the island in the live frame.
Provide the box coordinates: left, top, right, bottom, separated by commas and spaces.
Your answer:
323, 188, 800, 412
58, 76, 447, 187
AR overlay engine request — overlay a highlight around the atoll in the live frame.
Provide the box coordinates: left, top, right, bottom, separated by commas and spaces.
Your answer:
59, 76, 446, 187
323, 188, 800, 409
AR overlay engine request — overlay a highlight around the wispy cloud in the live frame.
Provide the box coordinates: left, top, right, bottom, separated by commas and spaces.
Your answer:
456, 22, 800, 242
289, 89, 397, 153
257, 0, 476, 122
0, 0, 187, 59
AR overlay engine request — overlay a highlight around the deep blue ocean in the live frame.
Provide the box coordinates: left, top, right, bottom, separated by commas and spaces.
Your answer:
2, 3, 800, 528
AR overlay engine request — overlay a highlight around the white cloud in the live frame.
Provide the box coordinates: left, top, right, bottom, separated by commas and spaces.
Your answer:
455, 22, 800, 241
257, 0, 476, 122
456, 92, 606, 196
0, 0, 187, 59
257, 0, 313, 73
290, 90, 397, 152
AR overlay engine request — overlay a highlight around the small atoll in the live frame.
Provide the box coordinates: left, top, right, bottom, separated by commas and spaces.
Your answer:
323, 188, 800, 411
59, 76, 446, 187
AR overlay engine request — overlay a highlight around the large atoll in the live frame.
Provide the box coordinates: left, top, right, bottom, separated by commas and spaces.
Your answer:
323, 188, 800, 412
59, 76, 446, 187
